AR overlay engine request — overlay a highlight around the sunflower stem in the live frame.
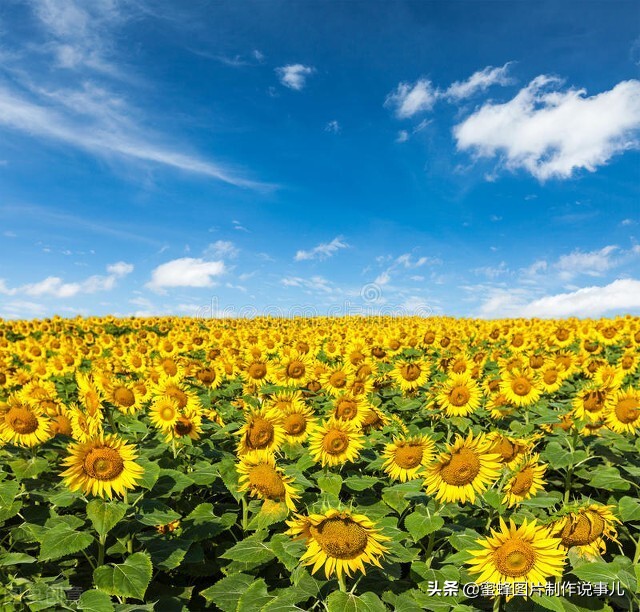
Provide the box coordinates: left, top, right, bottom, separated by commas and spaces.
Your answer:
97, 534, 106, 567
563, 466, 574, 505
337, 574, 347, 592
107, 408, 118, 434
171, 438, 178, 460
424, 531, 436, 566
492, 594, 502, 612
241, 496, 249, 532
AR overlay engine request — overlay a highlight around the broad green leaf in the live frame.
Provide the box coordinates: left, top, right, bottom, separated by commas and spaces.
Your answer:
142, 537, 191, 571
93, 552, 153, 601
136, 457, 160, 490
587, 467, 630, 491
326, 591, 387, 612
86, 499, 127, 537
520, 492, 562, 508
77, 589, 115, 612
0, 552, 36, 566
200, 573, 254, 611
236, 579, 274, 612
0, 479, 20, 509
343, 475, 380, 491
317, 473, 342, 497
218, 457, 242, 501
153, 469, 194, 496
39, 523, 94, 561
404, 508, 444, 542
9, 458, 49, 479
381, 489, 409, 514
220, 532, 275, 564
270, 534, 305, 571
618, 496, 640, 522
135, 500, 181, 526
188, 461, 219, 486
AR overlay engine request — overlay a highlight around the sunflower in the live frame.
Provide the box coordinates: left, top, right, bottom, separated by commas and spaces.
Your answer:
538, 363, 565, 394
330, 393, 369, 427
237, 450, 300, 511
149, 395, 181, 432
102, 377, 143, 415
500, 368, 541, 407
502, 454, 547, 507
592, 364, 625, 391
487, 432, 535, 468
0, 397, 51, 447
308, 417, 364, 467
424, 432, 501, 504
236, 407, 286, 456
382, 434, 435, 482
360, 405, 390, 433
286, 508, 390, 579
275, 349, 313, 386
467, 518, 566, 596
390, 359, 430, 393
572, 385, 608, 422
60, 434, 144, 499
437, 373, 482, 417
69, 404, 103, 442
278, 403, 318, 445
551, 504, 620, 560
320, 364, 354, 397
604, 386, 640, 434
76, 372, 104, 420
164, 409, 203, 443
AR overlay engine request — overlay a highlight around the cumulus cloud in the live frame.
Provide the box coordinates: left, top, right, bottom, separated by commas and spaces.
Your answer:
554, 246, 619, 280
444, 63, 513, 100
276, 64, 315, 90
385, 79, 438, 119
454, 76, 640, 180
146, 258, 225, 292
294, 236, 348, 262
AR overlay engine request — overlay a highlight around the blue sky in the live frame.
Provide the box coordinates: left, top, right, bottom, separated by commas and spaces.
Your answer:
1, 0, 639, 320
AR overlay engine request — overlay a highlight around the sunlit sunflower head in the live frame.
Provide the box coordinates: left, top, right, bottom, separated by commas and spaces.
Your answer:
150, 376, 201, 414
499, 368, 541, 407
76, 372, 104, 419
330, 393, 369, 427
604, 386, 640, 434
164, 409, 203, 443
103, 377, 142, 415
60, 434, 144, 499
538, 362, 566, 393
286, 508, 390, 579
572, 384, 608, 422
308, 417, 364, 467
487, 432, 535, 468
382, 434, 435, 482
237, 450, 300, 511
501, 454, 547, 507
467, 518, 566, 596
390, 359, 430, 393
618, 350, 638, 376
551, 504, 620, 560
275, 349, 313, 386
592, 364, 625, 391
437, 373, 482, 417
320, 364, 354, 397
236, 407, 286, 456
278, 403, 318, 445
424, 432, 502, 504
149, 395, 181, 432
486, 393, 517, 420
0, 396, 52, 447
265, 389, 306, 415
360, 405, 390, 433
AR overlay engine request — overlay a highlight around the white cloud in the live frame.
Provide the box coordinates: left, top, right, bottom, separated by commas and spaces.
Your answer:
0, 300, 47, 319
621, 218, 636, 226
294, 236, 348, 261
445, 63, 513, 100
374, 271, 391, 286
555, 246, 618, 279
281, 275, 335, 294
147, 258, 225, 292
385, 78, 438, 119
396, 130, 409, 143
107, 261, 134, 276
276, 64, 315, 90
325, 120, 340, 133
473, 262, 509, 279
205, 240, 239, 259
454, 76, 640, 180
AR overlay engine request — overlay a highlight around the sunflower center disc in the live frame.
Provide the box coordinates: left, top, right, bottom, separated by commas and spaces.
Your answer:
197, 368, 217, 384
449, 385, 471, 407
323, 430, 349, 455
83, 447, 125, 480
160, 406, 176, 421
287, 361, 305, 379
284, 413, 306, 435
511, 377, 532, 396
440, 447, 481, 486
248, 363, 267, 379
510, 467, 534, 495
247, 417, 274, 448
495, 438, 517, 462
583, 391, 605, 413
175, 418, 193, 435
394, 444, 423, 468
330, 372, 347, 387
7, 407, 39, 434
615, 398, 639, 424
249, 463, 286, 499
313, 517, 368, 559
114, 387, 135, 407
167, 387, 188, 409
544, 370, 558, 384
335, 400, 357, 420
494, 539, 536, 577
401, 364, 421, 382
560, 512, 605, 546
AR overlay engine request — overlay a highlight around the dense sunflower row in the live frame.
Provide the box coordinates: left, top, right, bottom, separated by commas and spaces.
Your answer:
0, 315, 638, 610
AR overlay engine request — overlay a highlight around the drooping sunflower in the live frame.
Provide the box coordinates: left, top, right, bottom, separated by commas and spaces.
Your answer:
236, 407, 286, 456
572, 384, 608, 422
499, 368, 542, 407
382, 434, 435, 482
286, 508, 390, 579
467, 518, 566, 595
164, 409, 203, 443
69, 404, 103, 442
501, 454, 547, 507
487, 432, 536, 468
308, 417, 364, 467
237, 450, 300, 511
437, 373, 482, 418
424, 432, 502, 504
0, 397, 51, 447
604, 386, 640, 434
60, 434, 144, 499
551, 504, 620, 560
360, 405, 390, 433
76, 372, 104, 421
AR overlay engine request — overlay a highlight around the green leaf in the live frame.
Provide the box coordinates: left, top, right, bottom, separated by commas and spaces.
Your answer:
142, 537, 191, 571
236, 579, 275, 612
317, 473, 342, 497
38, 523, 94, 561
86, 499, 127, 537
93, 552, 153, 601
270, 534, 305, 572
220, 532, 275, 565
200, 573, 254, 611
541, 441, 574, 469
188, 461, 219, 486
404, 508, 444, 542
9, 458, 50, 479
326, 591, 387, 612
0, 479, 20, 509
520, 492, 562, 508
135, 500, 181, 526
218, 457, 242, 501
619, 496, 640, 522
382, 488, 409, 515
77, 589, 115, 612
587, 466, 630, 491
136, 457, 160, 490
0, 552, 36, 566
153, 469, 194, 496
343, 475, 380, 491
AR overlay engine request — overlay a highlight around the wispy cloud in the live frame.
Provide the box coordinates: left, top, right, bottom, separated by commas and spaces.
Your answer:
205, 240, 239, 259
385, 79, 438, 119
276, 64, 315, 90
325, 120, 341, 134
294, 236, 349, 261
444, 63, 513, 101
454, 76, 640, 180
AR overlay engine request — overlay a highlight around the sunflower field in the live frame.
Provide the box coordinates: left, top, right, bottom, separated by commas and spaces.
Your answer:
0, 315, 639, 611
